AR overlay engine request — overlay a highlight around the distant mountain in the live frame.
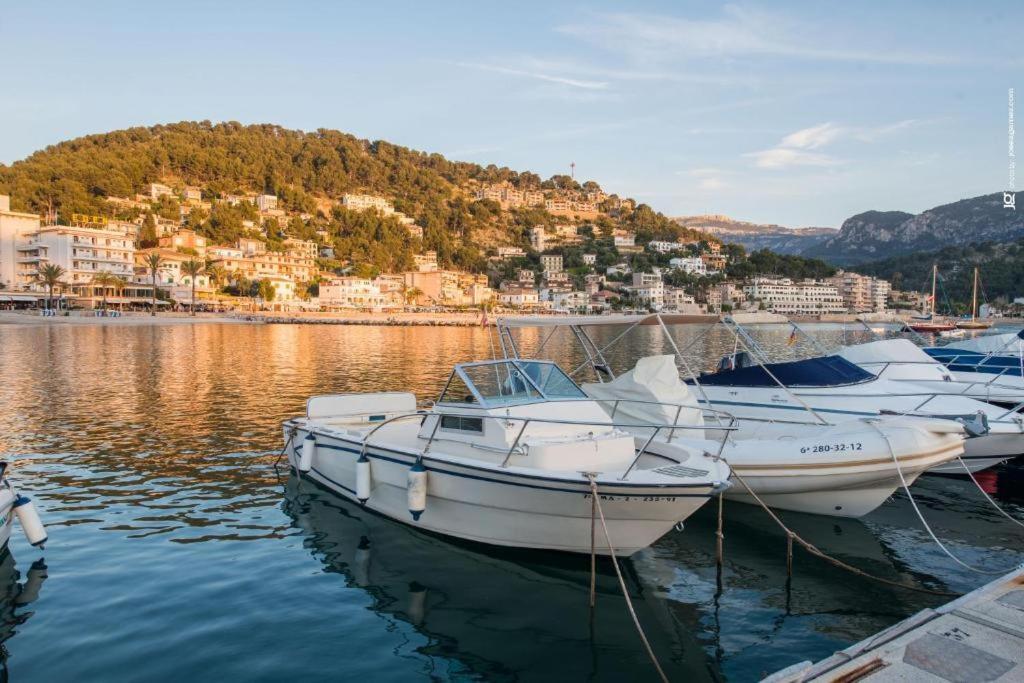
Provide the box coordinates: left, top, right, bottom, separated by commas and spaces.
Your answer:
857, 239, 1024, 307
804, 193, 1024, 266
672, 214, 836, 255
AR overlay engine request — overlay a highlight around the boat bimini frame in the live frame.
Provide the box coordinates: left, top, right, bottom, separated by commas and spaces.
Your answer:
495, 314, 999, 431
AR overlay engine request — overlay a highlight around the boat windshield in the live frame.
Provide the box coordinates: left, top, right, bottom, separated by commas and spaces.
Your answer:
439, 360, 586, 407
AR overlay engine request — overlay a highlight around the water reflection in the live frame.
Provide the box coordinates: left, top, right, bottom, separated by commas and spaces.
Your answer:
0, 551, 47, 680
0, 322, 1020, 681
284, 475, 715, 682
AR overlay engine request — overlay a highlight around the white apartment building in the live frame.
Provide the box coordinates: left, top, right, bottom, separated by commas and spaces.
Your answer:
613, 233, 636, 248
256, 194, 278, 212
649, 240, 685, 254
517, 269, 535, 283
551, 289, 588, 312
743, 278, 845, 315
17, 224, 135, 290
663, 287, 699, 313
414, 251, 439, 272
529, 226, 546, 251
0, 195, 41, 290
827, 270, 890, 313
498, 285, 539, 307
319, 277, 388, 309
497, 246, 525, 259
182, 186, 203, 202
134, 249, 212, 298
148, 183, 173, 200
341, 194, 395, 215
540, 254, 563, 273
669, 257, 707, 275
582, 253, 597, 265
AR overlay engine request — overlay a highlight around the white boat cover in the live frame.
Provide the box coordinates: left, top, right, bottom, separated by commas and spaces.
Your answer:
838, 339, 938, 365
942, 332, 1024, 354
582, 355, 704, 437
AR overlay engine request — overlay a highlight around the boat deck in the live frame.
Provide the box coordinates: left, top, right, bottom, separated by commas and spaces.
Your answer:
764, 567, 1024, 682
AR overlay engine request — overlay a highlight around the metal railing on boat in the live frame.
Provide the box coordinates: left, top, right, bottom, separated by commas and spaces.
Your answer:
345, 401, 738, 481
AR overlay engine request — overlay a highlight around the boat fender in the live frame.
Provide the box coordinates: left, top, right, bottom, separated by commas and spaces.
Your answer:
408, 460, 427, 521
13, 495, 47, 548
299, 434, 316, 473
356, 454, 371, 504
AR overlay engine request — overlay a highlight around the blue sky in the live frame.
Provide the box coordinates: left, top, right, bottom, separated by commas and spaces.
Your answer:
1, 1, 1019, 227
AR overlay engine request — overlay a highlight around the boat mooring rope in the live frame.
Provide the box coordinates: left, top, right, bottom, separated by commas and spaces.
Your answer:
274, 426, 296, 475
585, 475, 669, 683
955, 456, 1024, 530
865, 422, 1018, 576
721, 461, 958, 596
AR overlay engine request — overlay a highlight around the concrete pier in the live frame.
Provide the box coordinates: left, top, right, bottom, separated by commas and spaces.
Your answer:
764, 567, 1024, 682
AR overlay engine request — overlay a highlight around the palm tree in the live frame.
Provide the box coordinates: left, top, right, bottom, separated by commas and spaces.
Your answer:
113, 275, 129, 313
205, 263, 226, 293
90, 271, 118, 313
144, 252, 163, 316
404, 287, 423, 307
181, 259, 203, 316
37, 264, 66, 312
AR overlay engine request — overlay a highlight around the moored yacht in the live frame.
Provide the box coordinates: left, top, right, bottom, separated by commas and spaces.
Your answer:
833, 338, 1024, 472
283, 359, 730, 556
496, 317, 968, 517
582, 355, 966, 517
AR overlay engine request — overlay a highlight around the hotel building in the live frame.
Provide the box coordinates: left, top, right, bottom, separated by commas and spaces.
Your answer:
743, 278, 845, 315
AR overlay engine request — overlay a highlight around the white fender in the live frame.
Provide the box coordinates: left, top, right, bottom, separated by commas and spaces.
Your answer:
356, 455, 371, 503
407, 460, 427, 521
13, 496, 47, 548
299, 434, 316, 473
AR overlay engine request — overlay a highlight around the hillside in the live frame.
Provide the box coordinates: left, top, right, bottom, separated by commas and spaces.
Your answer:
805, 194, 1023, 265
0, 121, 713, 275
673, 215, 835, 255
856, 239, 1024, 309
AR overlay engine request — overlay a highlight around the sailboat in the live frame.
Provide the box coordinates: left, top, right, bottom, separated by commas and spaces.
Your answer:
907, 264, 956, 333
955, 266, 993, 330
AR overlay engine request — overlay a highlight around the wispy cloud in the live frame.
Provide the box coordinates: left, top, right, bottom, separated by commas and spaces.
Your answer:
746, 147, 840, 169
747, 119, 927, 169
557, 8, 964, 67
452, 61, 608, 90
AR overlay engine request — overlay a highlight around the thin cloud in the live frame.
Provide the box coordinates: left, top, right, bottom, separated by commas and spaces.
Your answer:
452, 61, 608, 90
557, 8, 965, 67
746, 148, 840, 169
747, 119, 926, 169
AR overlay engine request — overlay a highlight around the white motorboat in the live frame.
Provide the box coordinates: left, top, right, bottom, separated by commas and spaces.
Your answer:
845, 324, 1024, 408
495, 317, 967, 518
925, 330, 1024, 385
581, 355, 965, 517
282, 359, 731, 556
834, 338, 1024, 473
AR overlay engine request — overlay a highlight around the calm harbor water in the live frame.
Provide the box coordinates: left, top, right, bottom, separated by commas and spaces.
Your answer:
0, 321, 1021, 681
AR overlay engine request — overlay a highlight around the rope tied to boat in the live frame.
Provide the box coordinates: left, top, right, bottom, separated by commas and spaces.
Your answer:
720, 459, 959, 597
864, 420, 1019, 576
585, 474, 669, 683
274, 425, 297, 475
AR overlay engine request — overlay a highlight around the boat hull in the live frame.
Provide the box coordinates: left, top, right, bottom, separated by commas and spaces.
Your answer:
926, 455, 1013, 475
285, 424, 720, 556
645, 419, 963, 518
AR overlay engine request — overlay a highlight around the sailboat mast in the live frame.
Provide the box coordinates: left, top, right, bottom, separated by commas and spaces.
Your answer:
931, 263, 937, 317
972, 267, 978, 320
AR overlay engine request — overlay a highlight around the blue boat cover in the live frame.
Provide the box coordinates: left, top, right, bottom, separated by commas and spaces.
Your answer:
924, 348, 1024, 377
694, 354, 875, 388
